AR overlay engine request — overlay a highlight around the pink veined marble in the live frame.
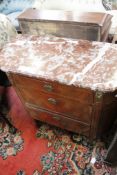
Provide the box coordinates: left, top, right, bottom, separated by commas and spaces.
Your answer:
0, 34, 117, 92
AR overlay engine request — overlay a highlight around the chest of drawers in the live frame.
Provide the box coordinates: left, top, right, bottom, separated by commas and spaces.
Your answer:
0, 35, 117, 139
8, 73, 117, 139
18, 8, 112, 41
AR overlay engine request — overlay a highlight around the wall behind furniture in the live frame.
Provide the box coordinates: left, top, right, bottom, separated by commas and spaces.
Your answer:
33, 0, 106, 12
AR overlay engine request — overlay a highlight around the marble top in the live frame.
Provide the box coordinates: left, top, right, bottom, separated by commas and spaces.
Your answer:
0, 34, 117, 92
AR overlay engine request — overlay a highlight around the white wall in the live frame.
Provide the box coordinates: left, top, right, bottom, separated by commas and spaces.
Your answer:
33, 0, 106, 12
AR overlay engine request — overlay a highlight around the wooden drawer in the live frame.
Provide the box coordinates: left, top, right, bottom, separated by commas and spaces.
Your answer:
12, 74, 94, 104
19, 21, 100, 41
26, 105, 90, 137
19, 87, 92, 124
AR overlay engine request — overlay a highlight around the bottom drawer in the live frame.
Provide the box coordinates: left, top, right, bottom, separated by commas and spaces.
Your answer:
26, 105, 90, 137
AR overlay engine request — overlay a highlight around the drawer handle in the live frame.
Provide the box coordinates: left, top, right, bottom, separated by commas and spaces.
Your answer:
115, 94, 117, 98
44, 84, 53, 92
48, 98, 57, 105
52, 115, 60, 120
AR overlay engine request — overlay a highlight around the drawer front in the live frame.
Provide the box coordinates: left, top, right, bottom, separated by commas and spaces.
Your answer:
12, 74, 94, 104
20, 87, 92, 124
19, 21, 100, 41
26, 105, 90, 137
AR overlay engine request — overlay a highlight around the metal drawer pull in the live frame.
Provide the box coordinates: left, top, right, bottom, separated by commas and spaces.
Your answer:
115, 94, 117, 98
48, 98, 57, 105
52, 115, 60, 120
44, 84, 53, 92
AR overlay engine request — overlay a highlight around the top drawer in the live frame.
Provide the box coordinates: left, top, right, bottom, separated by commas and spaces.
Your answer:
11, 74, 94, 104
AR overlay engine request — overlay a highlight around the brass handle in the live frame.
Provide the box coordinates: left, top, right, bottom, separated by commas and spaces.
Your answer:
52, 115, 60, 120
48, 98, 57, 105
43, 84, 53, 92
95, 91, 103, 102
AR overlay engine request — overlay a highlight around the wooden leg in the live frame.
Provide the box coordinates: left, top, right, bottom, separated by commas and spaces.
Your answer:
112, 28, 117, 44
104, 121, 117, 167
112, 34, 117, 43
105, 132, 117, 165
